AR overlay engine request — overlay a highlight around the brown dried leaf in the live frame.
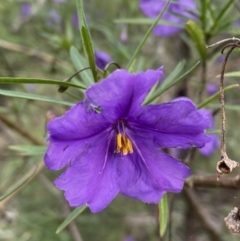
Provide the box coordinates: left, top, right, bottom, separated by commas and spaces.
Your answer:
225, 207, 240, 234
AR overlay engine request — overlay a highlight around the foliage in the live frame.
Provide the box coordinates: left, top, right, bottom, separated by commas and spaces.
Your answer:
1, 0, 240, 241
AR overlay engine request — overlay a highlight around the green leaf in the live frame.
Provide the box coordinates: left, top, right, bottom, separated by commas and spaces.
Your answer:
0, 89, 74, 106
0, 77, 85, 90
76, 0, 97, 81
159, 194, 169, 238
145, 61, 199, 105
0, 166, 38, 201
56, 206, 87, 234
9, 145, 46, 156
185, 20, 207, 61
200, 0, 208, 31
126, 0, 171, 71
70, 46, 94, 86
216, 71, 240, 78
91, 24, 130, 60
208, 0, 234, 35
81, 26, 98, 81
114, 18, 182, 27
208, 104, 240, 112
205, 129, 221, 134
197, 84, 239, 109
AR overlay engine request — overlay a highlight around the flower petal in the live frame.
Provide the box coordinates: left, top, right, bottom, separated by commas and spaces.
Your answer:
95, 50, 112, 70
44, 139, 83, 170
117, 131, 190, 203
198, 109, 220, 156
140, 0, 165, 17
140, 0, 196, 36
128, 100, 210, 148
199, 134, 220, 156
47, 102, 110, 140
54, 131, 119, 212
117, 152, 165, 203
86, 68, 163, 121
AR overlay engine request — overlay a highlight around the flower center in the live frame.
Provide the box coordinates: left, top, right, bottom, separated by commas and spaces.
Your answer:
116, 133, 133, 155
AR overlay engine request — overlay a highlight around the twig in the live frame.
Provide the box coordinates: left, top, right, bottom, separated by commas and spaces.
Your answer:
38, 174, 84, 241
183, 188, 223, 241
206, 37, 240, 48
0, 39, 70, 68
0, 160, 45, 212
185, 174, 240, 189
0, 114, 44, 145
0, 114, 45, 212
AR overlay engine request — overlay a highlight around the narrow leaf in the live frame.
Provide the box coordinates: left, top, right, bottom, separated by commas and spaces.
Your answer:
127, 0, 171, 70
81, 26, 98, 81
159, 194, 169, 238
70, 46, 94, 86
197, 84, 239, 109
56, 206, 87, 234
216, 71, 240, 78
185, 20, 207, 61
0, 89, 74, 106
145, 61, 199, 104
76, 0, 97, 81
114, 18, 182, 27
208, 104, 240, 112
9, 145, 46, 156
0, 166, 37, 201
0, 77, 85, 89
209, 0, 234, 35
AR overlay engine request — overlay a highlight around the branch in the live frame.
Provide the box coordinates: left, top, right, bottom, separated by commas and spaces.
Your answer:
0, 114, 44, 145
183, 188, 223, 241
185, 174, 240, 189
0, 114, 46, 212
0, 39, 70, 68
0, 161, 45, 212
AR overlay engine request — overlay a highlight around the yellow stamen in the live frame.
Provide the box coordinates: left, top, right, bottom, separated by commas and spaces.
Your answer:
116, 133, 133, 155
126, 138, 133, 153
117, 133, 122, 148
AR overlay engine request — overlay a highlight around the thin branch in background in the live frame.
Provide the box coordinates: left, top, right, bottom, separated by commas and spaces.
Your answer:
183, 188, 223, 241
0, 114, 44, 145
0, 114, 45, 212
0, 39, 71, 69
185, 174, 240, 189
0, 160, 45, 213
38, 174, 84, 241
197, 61, 207, 103
0, 48, 15, 77
62, 202, 84, 241
206, 37, 240, 49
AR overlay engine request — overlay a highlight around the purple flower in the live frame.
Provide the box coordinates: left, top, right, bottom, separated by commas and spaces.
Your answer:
120, 24, 128, 42
173, 97, 219, 156
140, 0, 196, 36
198, 109, 220, 156
72, 13, 79, 29
49, 10, 61, 24
207, 83, 218, 96
44, 67, 210, 213
20, 3, 32, 21
95, 51, 112, 70
123, 237, 135, 241
54, 0, 66, 2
